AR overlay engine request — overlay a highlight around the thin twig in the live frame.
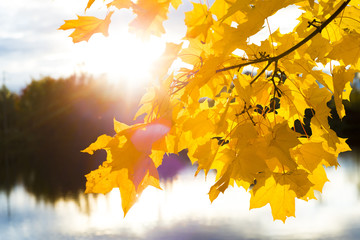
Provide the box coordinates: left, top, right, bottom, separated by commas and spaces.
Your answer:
249, 61, 272, 85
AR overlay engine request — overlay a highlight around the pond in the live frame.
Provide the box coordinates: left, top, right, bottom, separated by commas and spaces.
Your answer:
1, 151, 360, 240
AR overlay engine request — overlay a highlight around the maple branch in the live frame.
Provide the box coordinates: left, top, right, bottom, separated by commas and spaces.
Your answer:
270, 60, 281, 97
245, 108, 256, 126
217, 58, 267, 73
249, 61, 272, 85
216, 0, 352, 74
275, 0, 350, 60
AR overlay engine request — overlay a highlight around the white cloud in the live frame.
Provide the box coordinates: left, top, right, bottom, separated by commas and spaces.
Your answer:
0, 0, 88, 92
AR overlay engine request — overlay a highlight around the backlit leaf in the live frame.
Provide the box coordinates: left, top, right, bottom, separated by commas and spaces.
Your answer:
59, 11, 114, 43
332, 66, 355, 118
129, 0, 170, 38
107, 0, 132, 9
326, 31, 360, 67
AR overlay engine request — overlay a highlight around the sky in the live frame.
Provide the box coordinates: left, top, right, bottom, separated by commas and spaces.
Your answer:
0, 0, 187, 93
0, 0, 304, 93
0, 0, 85, 92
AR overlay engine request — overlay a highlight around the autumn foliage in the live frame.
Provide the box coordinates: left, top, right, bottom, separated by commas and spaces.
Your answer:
60, 0, 360, 222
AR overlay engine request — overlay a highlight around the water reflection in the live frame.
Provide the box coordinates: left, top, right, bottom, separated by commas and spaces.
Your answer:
1, 151, 360, 240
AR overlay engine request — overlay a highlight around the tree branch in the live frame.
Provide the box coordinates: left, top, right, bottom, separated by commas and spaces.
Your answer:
249, 61, 272, 85
216, 0, 351, 74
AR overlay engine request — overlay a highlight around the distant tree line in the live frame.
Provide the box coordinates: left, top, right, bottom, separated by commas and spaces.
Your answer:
0, 75, 142, 202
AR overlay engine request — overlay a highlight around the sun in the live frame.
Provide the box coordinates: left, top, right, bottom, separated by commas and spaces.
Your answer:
74, 28, 167, 92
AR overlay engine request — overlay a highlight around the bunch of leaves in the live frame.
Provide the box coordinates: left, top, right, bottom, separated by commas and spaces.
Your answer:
60, 0, 360, 222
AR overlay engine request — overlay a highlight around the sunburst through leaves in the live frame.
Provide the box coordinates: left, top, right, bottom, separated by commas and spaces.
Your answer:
60, 0, 359, 222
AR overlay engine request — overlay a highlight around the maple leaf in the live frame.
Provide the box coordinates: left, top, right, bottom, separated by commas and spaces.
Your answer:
332, 66, 355, 118
85, 0, 97, 11
192, 140, 219, 176
152, 42, 183, 79
307, 164, 329, 194
129, 0, 170, 38
305, 85, 332, 127
208, 165, 232, 202
59, 12, 114, 43
183, 110, 216, 139
81, 134, 113, 155
274, 170, 313, 199
184, 3, 214, 41
265, 122, 300, 171
82, 118, 171, 216
107, 0, 133, 9
333, 6, 360, 34
306, 34, 332, 65
292, 141, 338, 172
308, 0, 315, 8
250, 172, 297, 223
326, 31, 360, 68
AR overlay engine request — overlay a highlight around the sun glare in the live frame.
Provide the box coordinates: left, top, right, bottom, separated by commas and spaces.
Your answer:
74, 29, 167, 92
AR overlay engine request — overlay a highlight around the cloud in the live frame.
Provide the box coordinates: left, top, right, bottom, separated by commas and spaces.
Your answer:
0, 0, 85, 92
0, 0, 187, 93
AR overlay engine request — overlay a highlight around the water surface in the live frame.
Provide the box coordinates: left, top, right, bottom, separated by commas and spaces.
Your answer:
1, 152, 360, 240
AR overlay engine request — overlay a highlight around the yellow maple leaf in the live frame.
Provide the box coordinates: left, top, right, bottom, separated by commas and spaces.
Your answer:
332, 66, 355, 118
85, 0, 97, 11
129, 0, 170, 38
306, 34, 332, 64
107, 0, 133, 9
334, 6, 360, 34
308, 0, 315, 8
273, 170, 313, 199
266, 122, 300, 171
170, 0, 182, 9
85, 164, 117, 194
221, 0, 299, 40
292, 141, 338, 172
303, 84, 332, 132
82, 117, 171, 216
81, 134, 113, 155
59, 11, 114, 43
183, 110, 215, 139
192, 140, 220, 176
234, 143, 269, 182
250, 173, 297, 223
113, 118, 130, 134
208, 165, 232, 202
184, 3, 213, 41
307, 164, 329, 194
326, 31, 360, 68
152, 42, 183, 79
